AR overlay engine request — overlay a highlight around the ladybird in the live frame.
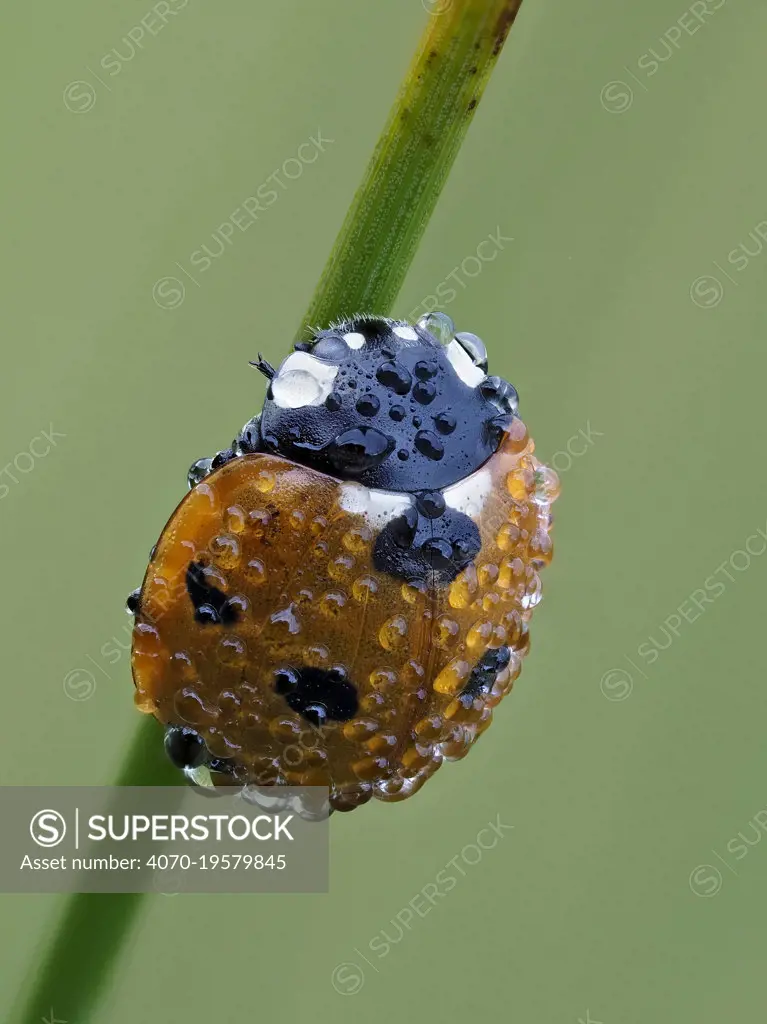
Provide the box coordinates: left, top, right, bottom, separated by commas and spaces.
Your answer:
130, 312, 559, 812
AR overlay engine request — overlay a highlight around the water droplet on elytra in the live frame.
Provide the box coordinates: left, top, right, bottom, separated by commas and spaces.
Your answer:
414, 430, 444, 461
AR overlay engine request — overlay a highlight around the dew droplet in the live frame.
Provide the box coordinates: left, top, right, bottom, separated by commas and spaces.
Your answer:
225, 505, 246, 533
304, 645, 330, 667
174, 686, 219, 725
256, 470, 276, 494
272, 368, 323, 407
401, 660, 426, 689
343, 525, 373, 554
478, 563, 499, 587
498, 556, 525, 591
352, 575, 379, 602
434, 411, 456, 435
218, 635, 247, 666
414, 359, 439, 380
187, 458, 212, 489
497, 523, 522, 552
521, 574, 543, 609
376, 361, 412, 396
433, 658, 471, 696
289, 509, 306, 531
352, 756, 389, 781
401, 579, 426, 603
327, 427, 395, 474
414, 715, 444, 742
343, 718, 381, 742
533, 465, 561, 505
210, 534, 241, 570
448, 564, 478, 609
328, 555, 355, 581
505, 471, 529, 502
246, 558, 267, 585
248, 509, 272, 535
356, 394, 381, 417
467, 620, 493, 650
370, 668, 397, 690
401, 745, 433, 773
365, 733, 397, 756
311, 515, 328, 537
413, 381, 437, 405
379, 615, 409, 651
414, 430, 444, 461
454, 331, 488, 369
320, 591, 347, 617
528, 529, 554, 566
416, 491, 446, 519
416, 311, 455, 346
433, 615, 460, 649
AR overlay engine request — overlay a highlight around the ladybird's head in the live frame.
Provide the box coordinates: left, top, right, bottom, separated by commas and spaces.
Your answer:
257, 313, 518, 492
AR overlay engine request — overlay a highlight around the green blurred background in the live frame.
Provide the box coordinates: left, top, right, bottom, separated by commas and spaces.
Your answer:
2, 0, 766, 1020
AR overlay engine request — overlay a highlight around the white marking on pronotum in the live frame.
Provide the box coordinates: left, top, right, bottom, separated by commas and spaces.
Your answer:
444, 468, 493, 519
393, 324, 418, 341
271, 351, 339, 409
445, 340, 485, 388
343, 332, 366, 350
338, 483, 412, 528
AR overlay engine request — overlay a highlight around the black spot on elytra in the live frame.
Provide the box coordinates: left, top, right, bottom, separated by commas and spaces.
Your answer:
373, 503, 480, 588
460, 647, 511, 699
185, 561, 238, 625
274, 666, 358, 726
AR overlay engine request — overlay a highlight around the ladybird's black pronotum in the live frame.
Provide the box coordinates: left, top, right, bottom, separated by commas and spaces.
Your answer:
130, 312, 559, 812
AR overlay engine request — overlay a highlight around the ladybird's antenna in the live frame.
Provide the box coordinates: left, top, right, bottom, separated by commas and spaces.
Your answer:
250, 354, 276, 379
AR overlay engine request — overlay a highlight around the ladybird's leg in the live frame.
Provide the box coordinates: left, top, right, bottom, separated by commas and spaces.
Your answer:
187, 447, 235, 488
125, 545, 158, 616
164, 723, 333, 817
234, 414, 263, 456
185, 414, 265, 489
163, 724, 246, 786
